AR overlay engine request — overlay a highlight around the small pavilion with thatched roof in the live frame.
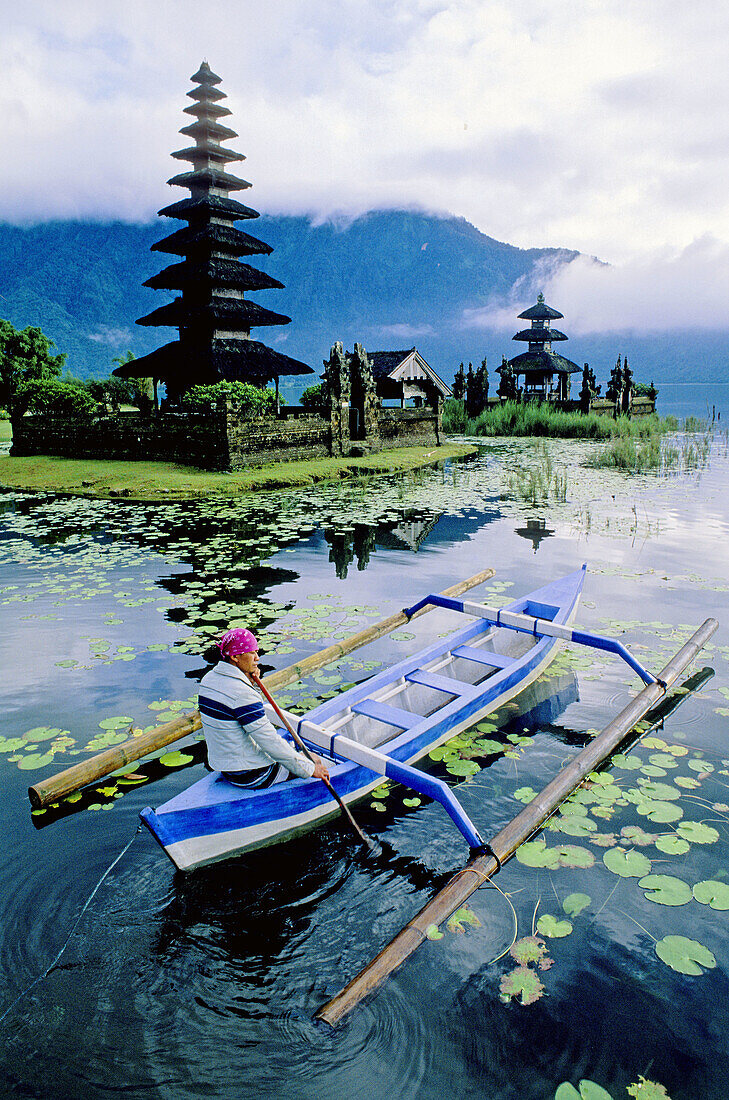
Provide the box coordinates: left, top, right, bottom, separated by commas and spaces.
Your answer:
114, 61, 313, 405
498, 293, 580, 401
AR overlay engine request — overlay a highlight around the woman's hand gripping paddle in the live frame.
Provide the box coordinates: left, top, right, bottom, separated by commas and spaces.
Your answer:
250, 672, 374, 850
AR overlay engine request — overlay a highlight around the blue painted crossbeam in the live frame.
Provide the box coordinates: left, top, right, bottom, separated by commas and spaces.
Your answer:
404, 667, 472, 695
451, 646, 515, 669
351, 698, 417, 729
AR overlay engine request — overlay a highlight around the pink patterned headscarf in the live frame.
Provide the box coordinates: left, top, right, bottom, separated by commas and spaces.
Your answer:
218, 628, 258, 658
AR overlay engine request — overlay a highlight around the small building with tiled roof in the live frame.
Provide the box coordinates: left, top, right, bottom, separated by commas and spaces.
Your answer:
367, 348, 452, 407
499, 293, 580, 402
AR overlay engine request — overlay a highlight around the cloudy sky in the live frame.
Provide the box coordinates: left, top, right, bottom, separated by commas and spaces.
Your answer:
4, 0, 728, 330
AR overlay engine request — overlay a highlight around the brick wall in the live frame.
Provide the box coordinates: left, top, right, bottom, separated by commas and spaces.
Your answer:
225, 411, 329, 468
376, 407, 440, 448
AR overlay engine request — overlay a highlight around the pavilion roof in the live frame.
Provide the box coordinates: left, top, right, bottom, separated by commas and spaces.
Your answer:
182, 101, 233, 120
144, 258, 284, 293
151, 223, 272, 258
512, 327, 568, 342
190, 62, 222, 85
158, 195, 260, 221
113, 338, 313, 382
179, 119, 238, 142
517, 294, 564, 321
187, 85, 227, 103
136, 297, 292, 330
171, 143, 245, 165
502, 349, 581, 375
167, 168, 251, 191
367, 349, 416, 382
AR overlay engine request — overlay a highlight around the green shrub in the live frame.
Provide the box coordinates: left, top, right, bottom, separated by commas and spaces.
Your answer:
181, 381, 276, 417
15, 378, 96, 419
299, 383, 328, 414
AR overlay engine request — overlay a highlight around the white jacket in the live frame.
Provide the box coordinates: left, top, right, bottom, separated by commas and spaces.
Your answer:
198, 662, 315, 779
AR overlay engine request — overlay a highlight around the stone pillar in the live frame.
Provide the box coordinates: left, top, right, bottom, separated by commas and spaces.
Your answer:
348, 342, 379, 447
323, 342, 351, 456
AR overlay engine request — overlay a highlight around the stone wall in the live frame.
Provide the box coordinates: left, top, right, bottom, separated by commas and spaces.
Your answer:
11, 411, 230, 469
376, 407, 440, 448
225, 411, 329, 469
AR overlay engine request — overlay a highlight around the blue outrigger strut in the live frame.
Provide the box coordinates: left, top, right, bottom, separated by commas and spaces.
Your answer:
402, 593, 662, 687
297, 718, 487, 853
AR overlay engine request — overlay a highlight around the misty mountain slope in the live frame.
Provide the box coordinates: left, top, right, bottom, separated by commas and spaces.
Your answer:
0, 211, 574, 383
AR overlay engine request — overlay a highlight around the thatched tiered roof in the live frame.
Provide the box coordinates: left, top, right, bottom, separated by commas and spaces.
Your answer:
504, 293, 580, 382
116, 60, 311, 398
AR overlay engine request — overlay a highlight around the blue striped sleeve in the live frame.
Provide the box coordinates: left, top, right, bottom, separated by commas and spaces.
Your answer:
233, 702, 266, 724
198, 696, 235, 720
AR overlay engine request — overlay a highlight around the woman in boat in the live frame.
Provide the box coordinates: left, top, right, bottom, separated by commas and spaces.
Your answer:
199, 628, 330, 788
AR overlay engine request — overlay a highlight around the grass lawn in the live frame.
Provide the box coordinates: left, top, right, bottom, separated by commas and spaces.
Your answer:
0, 421, 12, 444
0, 443, 477, 500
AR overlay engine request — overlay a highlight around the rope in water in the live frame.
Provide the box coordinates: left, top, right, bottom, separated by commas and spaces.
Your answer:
0, 824, 142, 1026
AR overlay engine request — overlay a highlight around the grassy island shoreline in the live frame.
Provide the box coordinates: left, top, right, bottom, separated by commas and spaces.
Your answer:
0, 442, 478, 501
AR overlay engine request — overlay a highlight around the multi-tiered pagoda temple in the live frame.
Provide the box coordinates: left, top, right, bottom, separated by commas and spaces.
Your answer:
115, 61, 312, 403
498, 292, 580, 401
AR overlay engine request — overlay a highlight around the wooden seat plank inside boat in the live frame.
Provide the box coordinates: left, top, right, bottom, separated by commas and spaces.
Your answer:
404, 667, 473, 696
451, 645, 516, 669
351, 698, 419, 729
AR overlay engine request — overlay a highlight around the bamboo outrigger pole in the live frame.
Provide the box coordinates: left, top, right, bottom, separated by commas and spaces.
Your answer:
315, 616, 718, 1028
28, 568, 495, 809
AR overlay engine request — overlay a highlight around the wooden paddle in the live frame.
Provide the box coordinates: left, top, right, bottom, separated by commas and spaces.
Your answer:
250, 671, 373, 849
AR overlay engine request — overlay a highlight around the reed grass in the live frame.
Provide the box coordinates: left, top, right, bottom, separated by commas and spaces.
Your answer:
443, 399, 673, 441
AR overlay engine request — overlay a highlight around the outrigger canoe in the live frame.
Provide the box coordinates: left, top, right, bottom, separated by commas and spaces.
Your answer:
141, 567, 606, 870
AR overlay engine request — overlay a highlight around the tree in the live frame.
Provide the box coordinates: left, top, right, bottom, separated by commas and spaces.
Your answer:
0, 320, 66, 414
497, 357, 517, 401
15, 378, 96, 419
451, 362, 466, 401
300, 383, 328, 414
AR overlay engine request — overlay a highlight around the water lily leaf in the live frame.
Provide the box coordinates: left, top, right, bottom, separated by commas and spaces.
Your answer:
655, 935, 716, 975
554, 845, 595, 869
674, 776, 700, 789
510, 935, 548, 965
446, 759, 480, 777
612, 753, 643, 770
23, 727, 65, 742
563, 892, 591, 917
429, 745, 459, 762
158, 751, 194, 767
499, 966, 545, 1005
476, 721, 498, 733
626, 1075, 670, 1098
640, 766, 667, 778
654, 835, 690, 856
692, 880, 729, 910
648, 753, 678, 769
638, 874, 692, 906
447, 906, 481, 934
514, 787, 537, 803
425, 924, 443, 941
555, 1086, 582, 1100
603, 848, 652, 878
637, 800, 683, 824
676, 821, 719, 844
17, 752, 55, 770
557, 816, 597, 837
516, 840, 560, 868
688, 758, 714, 773
636, 780, 681, 801
590, 833, 618, 848
98, 716, 134, 730
577, 1084, 614, 1100
370, 802, 387, 812
537, 914, 572, 938
642, 736, 667, 749
0, 737, 27, 753
621, 825, 658, 846
402, 797, 421, 808
471, 738, 503, 755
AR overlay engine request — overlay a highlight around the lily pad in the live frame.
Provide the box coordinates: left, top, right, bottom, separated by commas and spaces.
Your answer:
692, 879, 729, 910
554, 845, 595, 869
510, 935, 548, 965
445, 759, 480, 777
499, 966, 545, 1005
563, 892, 591, 917
514, 787, 537, 803
158, 751, 194, 767
17, 752, 55, 770
0, 738, 26, 753
638, 874, 692, 906
676, 821, 719, 844
655, 935, 717, 975
516, 839, 560, 868
654, 835, 690, 856
636, 800, 683, 824
626, 1076, 670, 1098
447, 906, 481, 934
425, 923, 443, 941
402, 797, 421, 808
537, 914, 573, 938
635, 780, 681, 801
621, 825, 658, 846
612, 753, 642, 770
98, 716, 134, 730
22, 727, 65, 742
556, 816, 598, 837
603, 847, 652, 878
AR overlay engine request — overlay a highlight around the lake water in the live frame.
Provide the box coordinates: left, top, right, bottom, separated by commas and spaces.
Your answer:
655, 380, 729, 424
1, 434, 729, 1100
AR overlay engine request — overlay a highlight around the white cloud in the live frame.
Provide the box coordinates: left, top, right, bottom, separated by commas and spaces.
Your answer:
1, 0, 729, 267
463, 235, 729, 335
